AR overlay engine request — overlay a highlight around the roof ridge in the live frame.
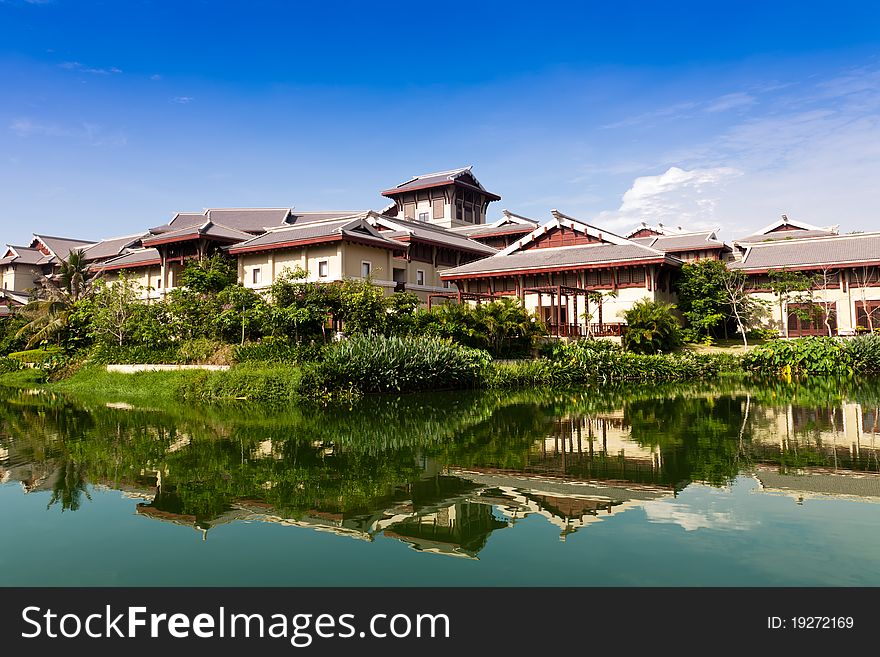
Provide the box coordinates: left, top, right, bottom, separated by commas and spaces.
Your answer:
409, 166, 471, 180
32, 234, 95, 243
744, 231, 880, 247
206, 207, 293, 212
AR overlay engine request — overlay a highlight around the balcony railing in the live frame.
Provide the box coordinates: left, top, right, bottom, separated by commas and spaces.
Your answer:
546, 322, 627, 338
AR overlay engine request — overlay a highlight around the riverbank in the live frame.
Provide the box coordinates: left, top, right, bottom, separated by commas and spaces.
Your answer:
0, 336, 742, 404
3, 335, 877, 405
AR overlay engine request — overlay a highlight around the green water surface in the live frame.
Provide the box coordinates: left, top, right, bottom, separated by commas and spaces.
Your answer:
1, 378, 878, 586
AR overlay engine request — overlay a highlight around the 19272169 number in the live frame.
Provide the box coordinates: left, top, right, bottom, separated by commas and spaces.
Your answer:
790, 617, 854, 629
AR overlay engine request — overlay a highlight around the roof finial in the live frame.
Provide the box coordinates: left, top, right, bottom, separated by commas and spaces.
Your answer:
781, 214, 789, 223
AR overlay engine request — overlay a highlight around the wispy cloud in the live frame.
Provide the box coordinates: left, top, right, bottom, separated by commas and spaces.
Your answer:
60, 61, 122, 75
705, 92, 756, 113
9, 117, 126, 146
591, 64, 880, 237
150, 74, 162, 81
602, 101, 699, 129
171, 96, 194, 104
603, 90, 759, 129
9, 118, 69, 137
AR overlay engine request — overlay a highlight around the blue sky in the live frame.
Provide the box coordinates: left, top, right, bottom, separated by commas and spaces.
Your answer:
2, 0, 880, 246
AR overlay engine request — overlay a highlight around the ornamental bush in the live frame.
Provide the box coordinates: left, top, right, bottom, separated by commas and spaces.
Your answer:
742, 337, 851, 376
621, 300, 682, 354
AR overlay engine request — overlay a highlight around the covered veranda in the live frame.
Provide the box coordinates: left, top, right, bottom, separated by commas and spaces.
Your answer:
521, 284, 625, 338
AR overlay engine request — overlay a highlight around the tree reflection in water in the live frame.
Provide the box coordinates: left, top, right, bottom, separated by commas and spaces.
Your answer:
1, 377, 879, 555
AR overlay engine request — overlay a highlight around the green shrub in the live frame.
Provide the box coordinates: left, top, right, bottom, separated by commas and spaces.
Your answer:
304, 334, 491, 394
0, 356, 24, 374
7, 347, 64, 364
89, 343, 180, 365
621, 300, 682, 354
416, 298, 545, 358
540, 338, 622, 359
233, 338, 324, 364
488, 359, 579, 388
842, 334, 880, 374
747, 327, 778, 342
539, 340, 739, 383
743, 337, 850, 376
178, 364, 303, 403
176, 338, 228, 364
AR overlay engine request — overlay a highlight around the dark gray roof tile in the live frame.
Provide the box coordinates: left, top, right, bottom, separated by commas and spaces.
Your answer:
730, 233, 880, 270
442, 243, 671, 277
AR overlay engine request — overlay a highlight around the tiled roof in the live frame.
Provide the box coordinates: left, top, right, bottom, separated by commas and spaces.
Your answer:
632, 232, 726, 252
381, 166, 501, 200
730, 232, 880, 271
150, 209, 295, 236
736, 229, 838, 244
149, 212, 207, 234
206, 208, 293, 232
374, 217, 498, 255
96, 248, 162, 270
228, 215, 404, 253
441, 242, 674, 277
32, 235, 95, 260
81, 233, 148, 262
142, 221, 253, 246
0, 288, 29, 305
1, 246, 44, 266
289, 211, 369, 224
450, 223, 537, 238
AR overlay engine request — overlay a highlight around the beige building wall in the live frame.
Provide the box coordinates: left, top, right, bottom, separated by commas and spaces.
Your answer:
105, 266, 164, 301
2, 265, 40, 292
748, 277, 880, 336
235, 242, 456, 303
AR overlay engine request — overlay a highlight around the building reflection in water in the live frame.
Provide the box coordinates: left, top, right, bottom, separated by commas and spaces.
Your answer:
2, 389, 879, 558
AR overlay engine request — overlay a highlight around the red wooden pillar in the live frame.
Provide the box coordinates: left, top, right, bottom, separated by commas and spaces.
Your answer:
556, 285, 562, 337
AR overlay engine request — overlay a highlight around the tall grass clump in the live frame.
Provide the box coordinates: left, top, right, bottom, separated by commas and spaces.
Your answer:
842, 334, 880, 374
233, 338, 324, 365
492, 338, 738, 387
304, 334, 491, 394
177, 364, 304, 403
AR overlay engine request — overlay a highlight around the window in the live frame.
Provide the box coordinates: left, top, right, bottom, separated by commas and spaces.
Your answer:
404, 203, 416, 220
156, 278, 162, 290
318, 260, 329, 278
443, 280, 450, 289
418, 212, 429, 223
252, 268, 262, 285
432, 198, 444, 220
416, 270, 425, 286
786, 302, 837, 336
856, 301, 880, 332
361, 261, 372, 278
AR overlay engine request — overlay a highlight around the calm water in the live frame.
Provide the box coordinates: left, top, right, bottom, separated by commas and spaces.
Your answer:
1, 379, 879, 586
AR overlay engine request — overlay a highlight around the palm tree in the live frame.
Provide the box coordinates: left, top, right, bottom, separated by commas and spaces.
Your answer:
17, 249, 100, 348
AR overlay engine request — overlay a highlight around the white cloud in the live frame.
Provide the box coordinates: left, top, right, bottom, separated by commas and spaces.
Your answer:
595, 166, 741, 232
172, 96, 194, 104
150, 74, 162, 81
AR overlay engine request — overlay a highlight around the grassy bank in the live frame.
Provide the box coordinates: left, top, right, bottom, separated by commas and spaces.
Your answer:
0, 335, 745, 404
